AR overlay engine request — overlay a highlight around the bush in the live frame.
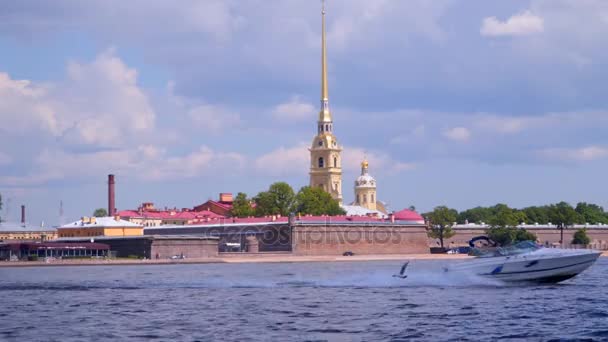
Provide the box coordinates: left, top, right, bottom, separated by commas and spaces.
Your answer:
572, 229, 591, 245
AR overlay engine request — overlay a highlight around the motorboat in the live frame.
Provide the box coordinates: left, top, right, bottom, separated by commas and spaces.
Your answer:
396, 241, 601, 283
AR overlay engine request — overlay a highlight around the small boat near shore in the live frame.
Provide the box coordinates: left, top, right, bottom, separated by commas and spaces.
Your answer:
396, 241, 601, 283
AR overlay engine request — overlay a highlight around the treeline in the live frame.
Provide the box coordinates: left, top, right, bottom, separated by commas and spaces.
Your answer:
231, 182, 345, 218
454, 202, 608, 225
423, 202, 605, 248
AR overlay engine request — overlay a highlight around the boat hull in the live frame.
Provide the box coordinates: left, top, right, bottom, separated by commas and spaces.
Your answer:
447, 249, 601, 283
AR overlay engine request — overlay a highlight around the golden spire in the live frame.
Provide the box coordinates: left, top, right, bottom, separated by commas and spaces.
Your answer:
319, 0, 332, 124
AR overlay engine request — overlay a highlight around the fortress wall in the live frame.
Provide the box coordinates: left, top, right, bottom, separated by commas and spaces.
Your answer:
442, 228, 608, 250
292, 224, 429, 255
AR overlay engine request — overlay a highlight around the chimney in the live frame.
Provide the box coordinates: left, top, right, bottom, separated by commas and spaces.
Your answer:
21, 205, 25, 226
108, 174, 116, 216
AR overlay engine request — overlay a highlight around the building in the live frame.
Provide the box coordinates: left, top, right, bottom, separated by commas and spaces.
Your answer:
57, 216, 143, 238
0, 222, 57, 241
119, 201, 225, 226
193, 193, 236, 217
352, 159, 378, 211
0, 242, 109, 260
309, 3, 343, 204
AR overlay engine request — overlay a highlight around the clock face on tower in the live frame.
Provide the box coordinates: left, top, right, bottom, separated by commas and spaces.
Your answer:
318, 140, 323, 147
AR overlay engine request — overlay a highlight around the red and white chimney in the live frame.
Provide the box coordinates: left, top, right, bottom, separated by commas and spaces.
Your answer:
108, 174, 116, 216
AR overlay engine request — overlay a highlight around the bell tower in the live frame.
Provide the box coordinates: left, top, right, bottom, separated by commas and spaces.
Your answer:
309, 0, 342, 204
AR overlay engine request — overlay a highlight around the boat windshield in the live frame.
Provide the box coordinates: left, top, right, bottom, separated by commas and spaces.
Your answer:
471, 240, 540, 258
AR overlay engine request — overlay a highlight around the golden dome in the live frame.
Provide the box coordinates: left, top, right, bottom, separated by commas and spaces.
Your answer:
361, 159, 369, 168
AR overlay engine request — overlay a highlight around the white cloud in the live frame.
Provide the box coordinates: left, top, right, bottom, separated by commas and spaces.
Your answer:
442, 127, 471, 142
390, 124, 425, 145
254, 143, 309, 177
481, 11, 544, 37
341, 147, 416, 174
272, 95, 316, 121
0, 49, 156, 148
0, 145, 246, 187
538, 146, 608, 162
187, 104, 241, 134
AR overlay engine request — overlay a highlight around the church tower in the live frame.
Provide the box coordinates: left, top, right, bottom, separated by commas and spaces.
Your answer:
354, 159, 377, 211
309, 1, 343, 204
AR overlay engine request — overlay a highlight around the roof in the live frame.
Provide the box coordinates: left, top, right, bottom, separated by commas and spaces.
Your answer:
117, 209, 224, 220
0, 222, 57, 233
393, 209, 425, 222
60, 216, 142, 229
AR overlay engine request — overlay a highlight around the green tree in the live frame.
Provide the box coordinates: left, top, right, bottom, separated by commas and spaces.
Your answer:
572, 228, 591, 245
522, 206, 551, 224
293, 186, 346, 216
254, 182, 295, 216
486, 227, 537, 246
575, 202, 608, 224
549, 202, 580, 245
93, 208, 108, 217
457, 206, 494, 224
426, 206, 458, 249
231, 192, 255, 218
487, 204, 525, 228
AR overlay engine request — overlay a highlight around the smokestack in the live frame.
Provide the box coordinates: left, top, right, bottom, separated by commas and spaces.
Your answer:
21, 205, 25, 226
108, 174, 116, 217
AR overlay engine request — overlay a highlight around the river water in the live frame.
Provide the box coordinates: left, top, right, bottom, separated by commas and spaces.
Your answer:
1, 258, 607, 341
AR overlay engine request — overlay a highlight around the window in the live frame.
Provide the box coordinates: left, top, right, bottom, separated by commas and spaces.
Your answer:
371, 194, 375, 203
334, 157, 337, 167
325, 124, 329, 131
318, 157, 324, 168
357, 195, 360, 204
363, 194, 367, 203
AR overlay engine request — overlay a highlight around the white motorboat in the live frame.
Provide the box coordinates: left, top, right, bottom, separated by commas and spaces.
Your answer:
396, 241, 601, 283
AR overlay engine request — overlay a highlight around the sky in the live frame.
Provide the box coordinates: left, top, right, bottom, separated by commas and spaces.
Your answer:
1, 0, 607, 225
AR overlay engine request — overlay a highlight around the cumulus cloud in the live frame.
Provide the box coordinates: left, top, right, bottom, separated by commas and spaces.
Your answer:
538, 146, 608, 162
272, 96, 316, 122
481, 10, 544, 37
0, 49, 156, 147
254, 143, 309, 177
187, 104, 242, 134
0, 145, 246, 187
442, 127, 471, 142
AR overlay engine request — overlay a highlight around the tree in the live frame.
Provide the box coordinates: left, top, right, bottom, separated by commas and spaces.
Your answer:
572, 228, 591, 245
549, 202, 580, 245
575, 202, 608, 224
93, 208, 108, 217
231, 192, 255, 218
486, 227, 537, 246
254, 182, 295, 216
457, 206, 494, 224
487, 204, 524, 228
426, 206, 458, 249
294, 186, 346, 216
522, 206, 550, 224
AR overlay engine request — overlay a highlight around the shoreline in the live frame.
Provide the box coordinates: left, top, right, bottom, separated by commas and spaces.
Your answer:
1, 251, 605, 268
0, 253, 470, 268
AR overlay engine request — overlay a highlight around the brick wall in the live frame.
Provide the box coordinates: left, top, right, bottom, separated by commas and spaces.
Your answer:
292, 224, 429, 255
442, 228, 608, 250
151, 238, 218, 259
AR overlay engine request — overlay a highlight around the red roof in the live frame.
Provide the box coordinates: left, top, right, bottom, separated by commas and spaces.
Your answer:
118, 209, 224, 221
393, 209, 424, 221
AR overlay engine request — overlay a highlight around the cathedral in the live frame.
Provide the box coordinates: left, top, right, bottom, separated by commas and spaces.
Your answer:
308, 3, 386, 217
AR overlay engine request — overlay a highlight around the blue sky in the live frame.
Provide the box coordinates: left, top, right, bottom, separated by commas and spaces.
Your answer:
1, 0, 607, 225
